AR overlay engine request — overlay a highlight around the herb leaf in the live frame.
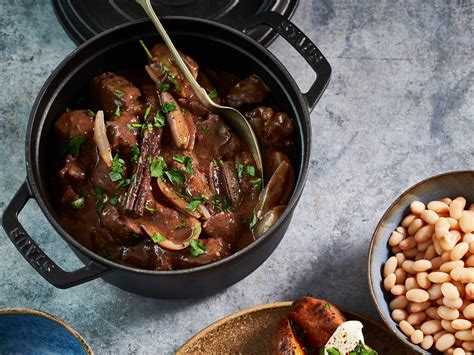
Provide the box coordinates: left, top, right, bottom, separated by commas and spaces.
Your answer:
173, 155, 194, 174
143, 105, 152, 120
189, 238, 207, 256
115, 179, 130, 189
71, 197, 85, 209
94, 186, 104, 213
208, 89, 218, 100
245, 165, 255, 176
109, 154, 125, 182
150, 156, 167, 178
113, 89, 124, 95
249, 213, 257, 229
324, 303, 331, 310
86, 109, 96, 117
139, 40, 152, 59
109, 194, 119, 205
186, 199, 201, 212
144, 203, 157, 212
249, 178, 262, 189
201, 125, 209, 133
162, 102, 176, 113
236, 163, 244, 179
130, 146, 140, 163
114, 104, 121, 117
68, 135, 85, 157
164, 168, 185, 186
326, 348, 341, 355
153, 111, 166, 127
160, 82, 170, 92
150, 232, 166, 243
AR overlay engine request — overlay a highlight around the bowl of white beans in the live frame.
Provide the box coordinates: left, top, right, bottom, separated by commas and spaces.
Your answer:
369, 171, 474, 354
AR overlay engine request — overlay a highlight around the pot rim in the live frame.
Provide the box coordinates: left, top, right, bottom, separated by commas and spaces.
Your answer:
25, 16, 313, 276
368, 169, 474, 354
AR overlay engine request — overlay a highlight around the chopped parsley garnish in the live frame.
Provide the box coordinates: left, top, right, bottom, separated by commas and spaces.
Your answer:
162, 102, 176, 113
150, 232, 166, 243
245, 165, 255, 176
153, 111, 166, 127
144, 105, 152, 120
114, 104, 121, 116
173, 155, 194, 174
324, 303, 331, 310
86, 109, 95, 117
236, 163, 256, 179
201, 125, 209, 133
109, 194, 119, 205
94, 186, 104, 213
249, 213, 257, 229
67, 135, 85, 157
175, 225, 190, 230
127, 123, 143, 130
139, 39, 152, 59
186, 199, 201, 211
113, 89, 124, 95
194, 225, 201, 235
160, 82, 170, 92
249, 178, 262, 189
109, 154, 125, 182
115, 179, 130, 189
236, 163, 244, 179
189, 238, 207, 256
150, 156, 167, 178
140, 122, 154, 135
326, 349, 340, 355
167, 74, 181, 90
144, 203, 157, 212
71, 197, 85, 209
130, 146, 140, 163
348, 341, 377, 355
208, 89, 218, 100
164, 168, 185, 186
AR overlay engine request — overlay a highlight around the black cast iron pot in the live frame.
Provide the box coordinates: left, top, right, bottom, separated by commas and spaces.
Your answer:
2, 13, 331, 298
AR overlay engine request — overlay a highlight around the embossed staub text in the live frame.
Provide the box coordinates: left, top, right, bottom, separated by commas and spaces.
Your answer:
11, 228, 55, 273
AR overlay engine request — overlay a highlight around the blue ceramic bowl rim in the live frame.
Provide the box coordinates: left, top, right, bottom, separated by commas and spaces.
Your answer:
0, 308, 93, 354
368, 170, 474, 354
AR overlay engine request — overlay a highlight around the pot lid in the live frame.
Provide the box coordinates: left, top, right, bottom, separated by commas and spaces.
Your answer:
51, 0, 298, 47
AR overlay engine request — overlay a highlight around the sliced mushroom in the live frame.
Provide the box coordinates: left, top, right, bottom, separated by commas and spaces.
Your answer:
253, 205, 285, 238
209, 160, 242, 208
255, 161, 289, 219
265, 151, 295, 205
157, 178, 201, 219
93, 110, 113, 167
142, 217, 201, 251
161, 92, 196, 150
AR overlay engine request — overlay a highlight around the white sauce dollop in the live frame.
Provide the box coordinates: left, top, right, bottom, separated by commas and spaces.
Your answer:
324, 321, 365, 354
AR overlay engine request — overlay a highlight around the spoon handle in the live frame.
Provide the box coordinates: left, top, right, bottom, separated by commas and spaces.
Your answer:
136, 0, 213, 109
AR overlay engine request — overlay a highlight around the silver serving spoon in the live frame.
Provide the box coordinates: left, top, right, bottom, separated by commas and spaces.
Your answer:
136, 0, 263, 182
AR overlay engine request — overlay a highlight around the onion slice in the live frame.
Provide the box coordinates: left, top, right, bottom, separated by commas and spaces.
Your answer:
143, 218, 201, 251
93, 110, 113, 167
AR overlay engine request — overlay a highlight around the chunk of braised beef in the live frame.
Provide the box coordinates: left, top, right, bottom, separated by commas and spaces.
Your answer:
203, 68, 240, 98
264, 112, 294, 149
203, 212, 240, 244
146, 43, 198, 99
59, 154, 86, 185
225, 74, 269, 108
90, 159, 126, 196
177, 96, 209, 117
245, 107, 294, 149
60, 186, 80, 205
90, 72, 143, 116
55, 110, 94, 140
177, 237, 231, 267
99, 205, 131, 240
106, 112, 139, 156
194, 115, 241, 170
121, 240, 178, 270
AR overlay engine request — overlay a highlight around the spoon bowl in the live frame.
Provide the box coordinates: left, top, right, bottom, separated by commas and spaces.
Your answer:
136, 0, 264, 182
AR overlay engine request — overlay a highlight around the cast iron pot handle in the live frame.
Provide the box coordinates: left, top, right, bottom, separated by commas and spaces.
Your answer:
243, 11, 332, 111
2, 181, 110, 288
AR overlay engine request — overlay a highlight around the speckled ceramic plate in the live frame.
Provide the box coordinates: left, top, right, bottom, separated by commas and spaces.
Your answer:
0, 308, 93, 355
177, 301, 411, 354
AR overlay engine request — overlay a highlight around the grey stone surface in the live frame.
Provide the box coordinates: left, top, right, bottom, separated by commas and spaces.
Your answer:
0, 0, 472, 353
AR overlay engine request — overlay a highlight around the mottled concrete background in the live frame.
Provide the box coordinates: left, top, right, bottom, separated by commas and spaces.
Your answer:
0, 0, 472, 353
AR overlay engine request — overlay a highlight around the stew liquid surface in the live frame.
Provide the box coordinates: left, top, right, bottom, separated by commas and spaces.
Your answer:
54, 42, 296, 270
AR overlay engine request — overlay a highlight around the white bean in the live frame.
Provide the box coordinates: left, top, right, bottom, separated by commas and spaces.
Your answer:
436, 333, 456, 351
402, 214, 417, 227
428, 201, 450, 214
417, 272, 432, 289
389, 230, 405, 246
407, 312, 427, 325
406, 289, 429, 303
384, 256, 398, 277
460, 211, 474, 234
452, 319, 472, 331
390, 295, 409, 310
441, 261, 465, 273
395, 268, 407, 284
452, 243, 470, 261
408, 218, 424, 236
429, 271, 451, 283
384, 273, 396, 291
450, 197, 467, 219
421, 334, 434, 350
413, 259, 432, 272
421, 209, 440, 224
456, 330, 474, 341
415, 225, 434, 242
438, 306, 460, 320
463, 304, 474, 319
391, 309, 408, 322
400, 320, 415, 336
411, 329, 424, 344
442, 282, 461, 300
451, 268, 474, 283
391, 284, 406, 296
436, 218, 451, 237
421, 319, 443, 335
